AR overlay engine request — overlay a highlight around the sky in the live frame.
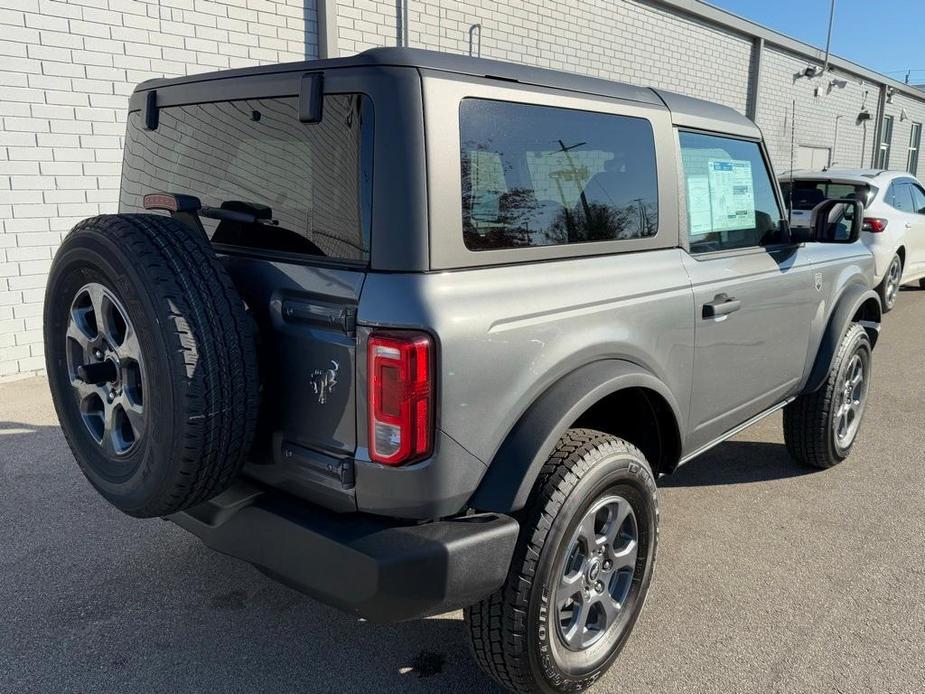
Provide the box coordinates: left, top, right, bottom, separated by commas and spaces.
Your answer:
705, 0, 924, 84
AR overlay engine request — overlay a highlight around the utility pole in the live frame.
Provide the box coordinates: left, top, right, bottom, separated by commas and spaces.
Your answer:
822, 0, 836, 74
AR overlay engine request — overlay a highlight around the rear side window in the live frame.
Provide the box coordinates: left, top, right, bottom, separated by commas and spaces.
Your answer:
886, 180, 917, 214
779, 181, 874, 211
911, 183, 925, 214
459, 99, 658, 251
120, 94, 373, 262
679, 131, 784, 253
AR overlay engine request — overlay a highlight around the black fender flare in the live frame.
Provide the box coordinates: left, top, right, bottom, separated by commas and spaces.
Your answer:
467, 359, 684, 514
804, 283, 881, 393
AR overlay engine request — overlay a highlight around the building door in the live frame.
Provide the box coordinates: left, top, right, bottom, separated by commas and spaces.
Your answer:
795, 145, 831, 171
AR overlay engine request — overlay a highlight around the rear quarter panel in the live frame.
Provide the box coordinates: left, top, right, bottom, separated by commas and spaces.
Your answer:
358, 249, 695, 466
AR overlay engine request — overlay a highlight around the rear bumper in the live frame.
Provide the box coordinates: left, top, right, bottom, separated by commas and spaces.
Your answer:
168, 482, 519, 622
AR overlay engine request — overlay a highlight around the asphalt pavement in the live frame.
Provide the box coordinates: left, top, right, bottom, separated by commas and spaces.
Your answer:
2, 288, 924, 693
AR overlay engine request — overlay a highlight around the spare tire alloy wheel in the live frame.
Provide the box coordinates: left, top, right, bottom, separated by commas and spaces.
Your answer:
45, 214, 259, 518
66, 283, 145, 457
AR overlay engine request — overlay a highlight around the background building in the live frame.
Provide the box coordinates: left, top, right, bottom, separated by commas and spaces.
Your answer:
2, 0, 924, 379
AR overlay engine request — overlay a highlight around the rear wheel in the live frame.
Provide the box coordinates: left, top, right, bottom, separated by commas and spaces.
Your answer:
44, 214, 259, 517
466, 430, 658, 693
783, 323, 872, 469
877, 254, 902, 312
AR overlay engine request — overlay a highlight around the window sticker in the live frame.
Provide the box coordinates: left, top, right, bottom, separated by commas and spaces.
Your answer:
687, 175, 713, 235
705, 159, 756, 232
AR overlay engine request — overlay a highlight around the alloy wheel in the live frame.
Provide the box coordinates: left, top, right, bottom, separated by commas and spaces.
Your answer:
885, 256, 901, 307
65, 282, 146, 456
555, 494, 638, 651
833, 351, 868, 449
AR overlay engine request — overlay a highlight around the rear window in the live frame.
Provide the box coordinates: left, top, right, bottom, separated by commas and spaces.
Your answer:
780, 180, 875, 211
120, 94, 373, 262
459, 99, 658, 251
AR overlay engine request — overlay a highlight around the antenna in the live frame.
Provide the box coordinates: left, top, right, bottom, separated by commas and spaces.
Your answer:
788, 98, 796, 226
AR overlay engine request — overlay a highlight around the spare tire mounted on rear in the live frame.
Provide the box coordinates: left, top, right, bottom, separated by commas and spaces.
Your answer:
44, 214, 259, 518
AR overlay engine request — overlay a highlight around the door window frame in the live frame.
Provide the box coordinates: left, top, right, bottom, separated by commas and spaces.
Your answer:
676, 127, 794, 260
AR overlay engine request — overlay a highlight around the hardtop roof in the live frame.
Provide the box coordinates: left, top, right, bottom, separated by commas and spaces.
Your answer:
134, 46, 760, 138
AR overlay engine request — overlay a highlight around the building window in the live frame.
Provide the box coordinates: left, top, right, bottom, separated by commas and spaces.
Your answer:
907, 122, 922, 176
877, 115, 894, 169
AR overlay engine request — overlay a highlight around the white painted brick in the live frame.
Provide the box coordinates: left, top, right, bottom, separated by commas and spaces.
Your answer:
6, 247, 49, 262
39, 0, 83, 19
18, 354, 46, 371
14, 259, 52, 277
45, 91, 89, 106
12, 204, 58, 219
69, 19, 111, 39
39, 29, 85, 49
25, 43, 71, 62
43, 189, 86, 203
0, 160, 40, 175
71, 49, 114, 66
0, 39, 27, 57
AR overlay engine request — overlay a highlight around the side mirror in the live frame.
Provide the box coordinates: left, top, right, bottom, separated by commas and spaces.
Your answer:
811, 198, 863, 243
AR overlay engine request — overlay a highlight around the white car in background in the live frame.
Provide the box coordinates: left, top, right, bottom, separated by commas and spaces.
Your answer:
780, 169, 925, 312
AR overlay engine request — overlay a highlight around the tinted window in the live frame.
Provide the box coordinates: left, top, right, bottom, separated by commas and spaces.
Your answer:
120, 95, 373, 261
459, 99, 658, 251
679, 132, 784, 253
887, 181, 916, 213
911, 183, 925, 214
779, 181, 873, 211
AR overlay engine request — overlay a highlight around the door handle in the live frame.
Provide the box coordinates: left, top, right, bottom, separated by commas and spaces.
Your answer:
702, 293, 741, 318
905, 222, 913, 229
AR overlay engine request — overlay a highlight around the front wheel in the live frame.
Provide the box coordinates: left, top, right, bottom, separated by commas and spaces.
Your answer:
877, 254, 902, 312
466, 430, 658, 693
783, 323, 872, 469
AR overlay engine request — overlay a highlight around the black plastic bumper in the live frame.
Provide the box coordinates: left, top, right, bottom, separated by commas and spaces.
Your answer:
168, 482, 519, 622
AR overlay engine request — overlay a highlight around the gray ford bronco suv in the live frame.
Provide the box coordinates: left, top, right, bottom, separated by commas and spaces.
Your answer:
44, 48, 881, 693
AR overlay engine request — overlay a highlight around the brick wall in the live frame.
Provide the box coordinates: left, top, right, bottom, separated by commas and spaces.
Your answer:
336, 0, 753, 114
756, 46, 878, 171
0, 0, 317, 379
4, 0, 925, 379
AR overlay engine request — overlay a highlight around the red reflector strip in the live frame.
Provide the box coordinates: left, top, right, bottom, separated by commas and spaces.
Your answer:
143, 193, 178, 212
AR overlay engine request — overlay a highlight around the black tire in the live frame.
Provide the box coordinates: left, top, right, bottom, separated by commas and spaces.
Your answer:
919, 278, 925, 290
783, 323, 872, 469
876, 253, 902, 312
44, 214, 259, 517
465, 430, 658, 694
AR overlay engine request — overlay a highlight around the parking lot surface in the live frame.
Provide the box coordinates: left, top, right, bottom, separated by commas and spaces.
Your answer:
2, 289, 924, 694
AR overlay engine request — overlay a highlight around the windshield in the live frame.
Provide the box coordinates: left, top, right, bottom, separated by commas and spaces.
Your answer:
780, 180, 875, 211
120, 94, 373, 262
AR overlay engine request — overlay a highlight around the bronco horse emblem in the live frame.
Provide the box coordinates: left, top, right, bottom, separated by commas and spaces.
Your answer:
310, 360, 339, 404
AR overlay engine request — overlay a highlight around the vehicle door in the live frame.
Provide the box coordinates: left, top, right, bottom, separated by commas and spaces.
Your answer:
678, 130, 817, 453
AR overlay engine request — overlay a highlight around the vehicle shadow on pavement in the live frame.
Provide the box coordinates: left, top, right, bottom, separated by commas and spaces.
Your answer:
0, 418, 504, 694
659, 440, 816, 487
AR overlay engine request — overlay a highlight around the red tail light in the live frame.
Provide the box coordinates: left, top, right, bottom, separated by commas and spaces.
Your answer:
367, 331, 433, 465
862, 218, 888, 233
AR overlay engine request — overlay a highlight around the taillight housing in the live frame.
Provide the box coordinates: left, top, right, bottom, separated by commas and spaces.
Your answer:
367, 331, 434, 465
862, 217, 888, 233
